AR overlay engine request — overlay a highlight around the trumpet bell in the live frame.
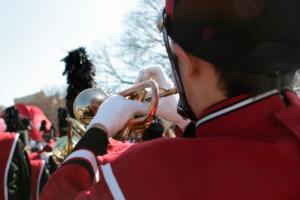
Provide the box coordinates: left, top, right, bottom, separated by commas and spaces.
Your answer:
73, 88, 108, 126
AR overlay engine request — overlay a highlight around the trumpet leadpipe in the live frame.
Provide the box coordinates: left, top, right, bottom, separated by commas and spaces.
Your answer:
144, 87, 178, 102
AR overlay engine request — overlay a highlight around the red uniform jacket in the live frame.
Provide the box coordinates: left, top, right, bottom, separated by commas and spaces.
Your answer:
30, 160, 46, 200
0, 133, 19, 200
28, 152, 41, 160
41, 90, 300, 200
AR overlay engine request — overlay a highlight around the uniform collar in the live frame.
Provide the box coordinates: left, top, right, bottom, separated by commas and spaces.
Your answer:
195, 89, 290, 138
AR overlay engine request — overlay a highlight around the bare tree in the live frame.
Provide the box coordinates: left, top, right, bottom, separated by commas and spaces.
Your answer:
91, 0, 169, 94
43, 86, 66, 98
92, 45, 135, 93
118, 0, 169, 72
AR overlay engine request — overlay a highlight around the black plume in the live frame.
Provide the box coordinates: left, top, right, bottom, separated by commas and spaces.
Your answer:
62, 47, 96, 117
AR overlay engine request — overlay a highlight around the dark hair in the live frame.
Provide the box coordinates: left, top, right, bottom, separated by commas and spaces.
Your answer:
3, 106, 26, 132
215, 67, 297, 97
40, 120, 47, 131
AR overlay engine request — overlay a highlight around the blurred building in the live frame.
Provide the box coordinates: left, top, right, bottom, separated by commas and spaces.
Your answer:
15, 91, 46, 104
14, 91, 65, 129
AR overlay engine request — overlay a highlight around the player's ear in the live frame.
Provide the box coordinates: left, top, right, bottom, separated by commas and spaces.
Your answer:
173, 43, 200, 77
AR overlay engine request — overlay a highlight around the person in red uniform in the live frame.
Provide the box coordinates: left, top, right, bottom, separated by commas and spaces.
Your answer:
41, 0, 300, 199
0, 132, 31, 200
2, 106, 50, 200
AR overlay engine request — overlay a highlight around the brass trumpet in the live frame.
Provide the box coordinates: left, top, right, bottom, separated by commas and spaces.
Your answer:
52, 117, 86, 164
73, 80, 177, 131
52, 80, 177, 164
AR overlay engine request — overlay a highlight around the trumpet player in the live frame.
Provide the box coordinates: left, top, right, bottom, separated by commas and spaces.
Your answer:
41, 0, 300, 199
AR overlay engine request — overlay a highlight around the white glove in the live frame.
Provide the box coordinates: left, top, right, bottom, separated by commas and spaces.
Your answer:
157, 94, 190, 130
136, 66, 173, 89
87, 95, 150, 137
136, 66, 190, 131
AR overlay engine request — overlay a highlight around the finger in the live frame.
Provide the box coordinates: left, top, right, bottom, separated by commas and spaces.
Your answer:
136, 66, 162, 83
130, 101, 150, 117
135, 68, 145, 83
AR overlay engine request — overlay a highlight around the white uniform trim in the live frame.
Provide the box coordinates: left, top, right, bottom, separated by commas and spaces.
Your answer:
4, 133, 19, 200
196, 89, 279, 128
101, 163, 125, 200
36, 160, 45, 200
64, 149, 100, 182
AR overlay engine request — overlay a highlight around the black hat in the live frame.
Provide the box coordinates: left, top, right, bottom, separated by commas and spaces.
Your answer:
165, 0, 300, 75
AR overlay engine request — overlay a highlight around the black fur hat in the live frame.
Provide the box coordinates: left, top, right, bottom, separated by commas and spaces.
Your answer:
165, 0, 300, 75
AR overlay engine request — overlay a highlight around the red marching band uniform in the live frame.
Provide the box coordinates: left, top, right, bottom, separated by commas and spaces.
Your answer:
0, 133, 20, 200
0, 103, 52, 200
16, 104, 53, 200
0, 133, 48, 200
41, 89, 300, 199
30, 160, 46, 200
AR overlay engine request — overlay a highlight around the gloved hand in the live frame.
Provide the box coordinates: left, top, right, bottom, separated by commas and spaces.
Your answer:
136, 66, 190, 131
136, 66, 173, 89
87, 95, 150, 137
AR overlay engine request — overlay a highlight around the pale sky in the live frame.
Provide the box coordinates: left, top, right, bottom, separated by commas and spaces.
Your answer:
0, 0, 137, 106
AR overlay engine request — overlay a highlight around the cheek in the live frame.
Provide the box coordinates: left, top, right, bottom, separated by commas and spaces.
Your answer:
177, 57, 186, 82
177, 58, 192, 98
177, 59, 198, 114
